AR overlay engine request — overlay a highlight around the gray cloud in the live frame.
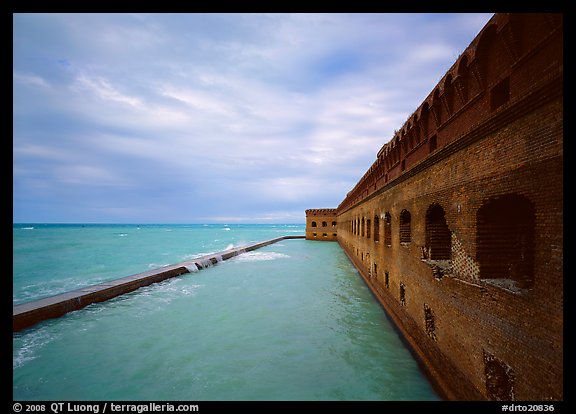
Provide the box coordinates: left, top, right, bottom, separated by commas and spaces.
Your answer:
13, 13, 493, 223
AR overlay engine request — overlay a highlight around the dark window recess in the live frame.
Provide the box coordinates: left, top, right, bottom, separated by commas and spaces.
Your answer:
399, 283, 406, 306
424, 304, 437, 341
384, 213, 392, 246
332, 221, 337, 227
490, 77, 510, 111
399, 210, 411, 243
322, 221, 327, 227
484, 352, 514, 401
425, 204, 451, 260
476, 194, 535, 288
373, 215, 380, 242
311, 221, 317, 227
385, 271, 389, 288
366, 219, 371, 239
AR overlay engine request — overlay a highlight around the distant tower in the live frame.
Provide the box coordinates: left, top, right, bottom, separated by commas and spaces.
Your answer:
305, 209, 337, 240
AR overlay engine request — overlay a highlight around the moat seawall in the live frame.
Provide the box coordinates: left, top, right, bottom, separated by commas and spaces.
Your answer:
306, 13, 563, 401
13, 235, 304, 332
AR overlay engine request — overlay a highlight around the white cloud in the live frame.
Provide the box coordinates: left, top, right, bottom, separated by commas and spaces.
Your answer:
73, 75, 143, 108
13, 73, 51, 89
13, 13, 494, 223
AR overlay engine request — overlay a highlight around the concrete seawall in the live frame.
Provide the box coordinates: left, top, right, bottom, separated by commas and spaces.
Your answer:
13, 235, 305, 332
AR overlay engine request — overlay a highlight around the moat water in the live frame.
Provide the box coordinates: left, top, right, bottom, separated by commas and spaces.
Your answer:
13, 224, 440, 400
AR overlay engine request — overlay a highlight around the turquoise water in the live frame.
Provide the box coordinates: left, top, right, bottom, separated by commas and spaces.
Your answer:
13, 224, 440, 401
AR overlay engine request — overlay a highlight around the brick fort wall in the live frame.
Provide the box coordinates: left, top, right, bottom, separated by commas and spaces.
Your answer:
305, 13, 562, 401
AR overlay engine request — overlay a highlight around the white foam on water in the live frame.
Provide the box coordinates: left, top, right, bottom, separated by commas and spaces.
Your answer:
13, 327, 59, 370
180, 251, 217, 261
21, 227, 34, 230
194, 254, 224, 269
147, 263, 170, 269
184, 264, 199, 273
233, 252, 290, 262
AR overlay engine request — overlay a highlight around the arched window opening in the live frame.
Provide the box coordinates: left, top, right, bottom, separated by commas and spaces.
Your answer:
366, 219, 371, 239
399, 283, 406, 306
373, 215, 380, 242
322, 221, 327, 227
399, 209, 411, 243
425, 204, 451, 260
484, 352, 515, 401
361, 217, 365, 237
311, 221, 317, 228
476, 194, 535, 289
384, 213, 392, 247
424, 304, 437, 341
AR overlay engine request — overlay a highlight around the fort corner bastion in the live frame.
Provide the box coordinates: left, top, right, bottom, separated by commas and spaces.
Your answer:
305, 13, 562, 401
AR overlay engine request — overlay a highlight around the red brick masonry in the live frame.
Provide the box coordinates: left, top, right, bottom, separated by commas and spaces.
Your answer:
306, 13, 563, 401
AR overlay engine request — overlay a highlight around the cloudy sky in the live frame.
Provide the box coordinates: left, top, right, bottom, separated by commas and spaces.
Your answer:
13, 13, 493, 224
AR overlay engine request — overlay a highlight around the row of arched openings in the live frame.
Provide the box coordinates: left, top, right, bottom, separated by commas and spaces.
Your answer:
310, 221, 337, 228
348, 194, 535, 287
351, 204, 451, 260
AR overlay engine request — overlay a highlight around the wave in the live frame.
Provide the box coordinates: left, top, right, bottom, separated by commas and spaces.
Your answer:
13, 327, 59, 370
148, 263, 170, 269
233, 252, 290, 262
21, 227, 34, 230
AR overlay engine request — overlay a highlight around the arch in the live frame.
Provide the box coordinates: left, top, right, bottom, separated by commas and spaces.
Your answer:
475, 24, 500, 87
373, 214, 380, 242
443, 73, 455, 114
456, 54, 470, 104
384, 212, 392, 246
431, 88, 443, 126
412, 113, 421, 144
484, 352, 515, 401
419, 102, 431, 138
425, 203, 451, 260
457, 53, 469, 76
399, 209, 411, 243
366, 218, 371, 239
476, 194, 535, 288
322, 221, 327, 227
311, 221, 317, 228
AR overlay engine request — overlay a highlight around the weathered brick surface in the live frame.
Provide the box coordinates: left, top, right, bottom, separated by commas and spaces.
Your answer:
305, 209, 338, 240
306, 13, 562, 401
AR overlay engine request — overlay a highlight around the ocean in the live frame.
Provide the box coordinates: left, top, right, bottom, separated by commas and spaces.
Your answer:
13, 223, 440, 401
